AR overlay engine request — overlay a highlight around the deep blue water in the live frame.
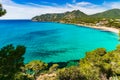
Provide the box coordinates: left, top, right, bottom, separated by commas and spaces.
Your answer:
0, 20, 119, 63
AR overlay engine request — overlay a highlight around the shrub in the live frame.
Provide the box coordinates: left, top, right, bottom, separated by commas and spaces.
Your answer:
57, 66, 86, 80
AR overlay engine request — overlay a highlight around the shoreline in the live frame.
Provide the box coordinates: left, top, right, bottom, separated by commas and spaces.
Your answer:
75, 24, 119, 34
33, 21, 119, 34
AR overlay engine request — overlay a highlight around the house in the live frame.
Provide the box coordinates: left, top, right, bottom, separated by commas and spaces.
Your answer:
96, 19, 109, 26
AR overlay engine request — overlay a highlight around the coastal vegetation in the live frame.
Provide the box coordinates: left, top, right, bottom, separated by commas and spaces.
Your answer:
1, 44, 120, 80
32, 9, 120, 28
0, 4, 6, 16
1, 3, 120, 80
0, 45, 26, 80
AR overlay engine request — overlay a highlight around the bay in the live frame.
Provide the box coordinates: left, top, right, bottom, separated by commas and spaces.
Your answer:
0, 20, 118, 63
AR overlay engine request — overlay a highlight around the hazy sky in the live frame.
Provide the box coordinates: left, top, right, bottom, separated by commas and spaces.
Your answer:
0, 0, 120, 19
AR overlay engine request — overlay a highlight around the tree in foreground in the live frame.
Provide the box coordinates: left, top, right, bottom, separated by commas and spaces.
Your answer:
0, 44, 26, 80
79, 45, 120, 80
0, 4, 6, 16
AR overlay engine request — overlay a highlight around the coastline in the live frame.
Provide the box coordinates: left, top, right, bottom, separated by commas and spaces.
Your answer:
33, 20, 119, 34
75, 24, 119, 34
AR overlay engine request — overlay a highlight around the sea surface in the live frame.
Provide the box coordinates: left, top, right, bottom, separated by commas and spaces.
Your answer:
0, 20, 119, 63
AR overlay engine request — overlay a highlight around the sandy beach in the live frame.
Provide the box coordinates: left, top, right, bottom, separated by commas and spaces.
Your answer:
76, 24, 119, 34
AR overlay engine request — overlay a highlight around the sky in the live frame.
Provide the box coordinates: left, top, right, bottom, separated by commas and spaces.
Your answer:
0, 0, 120, 19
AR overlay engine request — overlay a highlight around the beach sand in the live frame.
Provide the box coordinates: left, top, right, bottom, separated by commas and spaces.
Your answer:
76, 24, 119, 34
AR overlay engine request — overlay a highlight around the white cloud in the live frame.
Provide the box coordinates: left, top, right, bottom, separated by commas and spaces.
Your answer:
103, 1, 120, 9
0, 0, 71, 19
0, 0, 120, 19
76, 2, 91, 6
66, 2, 107, 15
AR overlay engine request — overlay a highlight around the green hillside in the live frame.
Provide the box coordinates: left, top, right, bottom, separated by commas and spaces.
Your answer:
32, 9, 120, 28
32, 10, 88, 22
91, 9, 120, 18
32, 9, 120, 22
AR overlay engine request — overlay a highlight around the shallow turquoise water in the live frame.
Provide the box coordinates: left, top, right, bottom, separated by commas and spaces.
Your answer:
0, 20, 119, 63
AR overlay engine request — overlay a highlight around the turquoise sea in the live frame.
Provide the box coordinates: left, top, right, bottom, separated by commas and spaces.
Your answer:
0, 20, 119, 63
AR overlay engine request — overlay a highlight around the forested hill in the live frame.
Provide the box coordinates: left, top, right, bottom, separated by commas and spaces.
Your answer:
32, 9, 120, 28
32, 9, 120, 21
91, 9, 120, 19
32, 10, 88, 22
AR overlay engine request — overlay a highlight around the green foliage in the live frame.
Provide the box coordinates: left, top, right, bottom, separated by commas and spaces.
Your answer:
0, 4, 6, 16
110, 76, 120, 80
91, 9, 120, 19
14, 72, 34, 80
78, 48, 107, 80
1, 44, 120, 80
79, 60, 100, 80
0, 44, 26, 80
49, 64, 59, 73
57, 66, 86, 80
116, 44, 120, 51
79, 45, 120, 80
25, 60, 48, 79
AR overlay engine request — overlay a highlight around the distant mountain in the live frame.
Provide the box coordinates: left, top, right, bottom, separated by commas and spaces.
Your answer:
62, 10, 88, 19
32, 10, 88, 22
91, 9, 120, 18
32, 9, 120, 25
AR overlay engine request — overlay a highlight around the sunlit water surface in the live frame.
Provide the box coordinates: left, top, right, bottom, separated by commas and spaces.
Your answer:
0, 20, 119, 63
